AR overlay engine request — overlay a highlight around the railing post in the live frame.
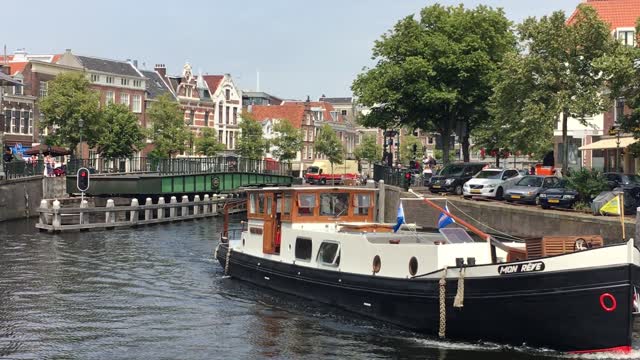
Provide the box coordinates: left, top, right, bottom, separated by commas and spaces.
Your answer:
169, 196, 177, 218
130, 198, 139, 223
157, 197, 165, 219
145, 198, 152, 220
203, 194, 210, 214
52, 199, 61, 230
377, 180, 385, 223
181, 195, 189, 217
39, 199, 49, 225
80, 199, 88, 225
193, 195, 200, 215
212, 194, 219, 214
105, 199, 115, 224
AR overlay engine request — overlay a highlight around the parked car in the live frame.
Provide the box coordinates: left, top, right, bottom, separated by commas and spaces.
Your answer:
462, 168, 521, 200
503, 175, 560, 204
538, 179, 580, 209
429, 162, 486, 195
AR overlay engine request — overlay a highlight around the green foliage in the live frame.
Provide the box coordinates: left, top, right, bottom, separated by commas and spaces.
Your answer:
565, 168, 609, 203
315, 124, 344, 166
94, 104, 145, 159
354, 134, 382, 163
352, 4, 515, 165
237, 113, 269, 159
38, 72, 101, 153
271, 119, 303, 164
434, 149, 456, 161
196, 128, 225, 157
399, 135, 422, 165
147, 94, 190, 158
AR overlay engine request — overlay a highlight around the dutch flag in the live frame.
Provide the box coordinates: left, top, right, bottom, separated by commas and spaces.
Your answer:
393, 202, 405, 233
438, 204, 455, 229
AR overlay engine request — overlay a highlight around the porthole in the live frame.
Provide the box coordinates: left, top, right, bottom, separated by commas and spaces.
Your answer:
372, 255, 381, 274
242, 238, 245, 247
409, 257, 418, 276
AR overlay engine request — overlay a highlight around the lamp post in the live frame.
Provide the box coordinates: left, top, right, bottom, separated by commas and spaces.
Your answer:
78, 118, 84, 169
615, 97, 625, 172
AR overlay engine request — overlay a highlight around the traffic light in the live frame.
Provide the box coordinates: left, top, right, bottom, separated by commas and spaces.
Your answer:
404, 171, 412, 191
77, 167, 90, 192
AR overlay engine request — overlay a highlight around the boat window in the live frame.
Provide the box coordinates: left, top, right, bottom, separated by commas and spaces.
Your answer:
320, 193, 349, 217
266, 196, 272, 215
354, 193, 371, 215
249, 193, 257, 214
372, 255, 381, 274
409, 257, 418, 276
257, 193, 265, 214
297, 194, 316, 216
295, 237, 313, 261
317, 241, 340, 266
283, 194, 292, 216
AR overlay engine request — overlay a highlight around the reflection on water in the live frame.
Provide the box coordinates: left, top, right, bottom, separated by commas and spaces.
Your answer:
0, 217, 636, 359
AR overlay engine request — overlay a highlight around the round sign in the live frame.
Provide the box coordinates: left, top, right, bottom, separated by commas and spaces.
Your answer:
211, 177, 220, 188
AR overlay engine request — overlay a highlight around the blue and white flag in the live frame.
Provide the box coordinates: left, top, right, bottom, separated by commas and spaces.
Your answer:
437, 204, 455, 229
393, 202, 405, 233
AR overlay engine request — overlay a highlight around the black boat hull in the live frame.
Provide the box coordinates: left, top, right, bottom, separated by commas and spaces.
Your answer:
216, 244, 638, 353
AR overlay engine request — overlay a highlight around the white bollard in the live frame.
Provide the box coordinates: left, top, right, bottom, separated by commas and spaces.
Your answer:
130, 198, 139, 223
203, 194, 210, 214
157, 197, 165, 219
52, 199, 61, 229
366, 179, 375, 188
105, 199, 115, 223
79, 200, 88, 225
181, 195, 189, 217
39, 199, 49, 225
193, 195, 200, 215
145, 198, 152, 220
169, 196, 177, 218
212, 194, 219, 214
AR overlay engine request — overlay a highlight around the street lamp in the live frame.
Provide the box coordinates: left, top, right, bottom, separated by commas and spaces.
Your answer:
78, 118, 84, 167
615, 97, 625, 172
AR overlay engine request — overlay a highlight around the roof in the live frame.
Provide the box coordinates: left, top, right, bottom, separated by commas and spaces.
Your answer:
141, 70, 173, 99
319, 96, 352, 104
567, 0, 640, 29
250, 104, 306, 128
76, 55, 141, 77
202, 75, 224, 94
578, 136, 636, 150
284, 100, 344, 123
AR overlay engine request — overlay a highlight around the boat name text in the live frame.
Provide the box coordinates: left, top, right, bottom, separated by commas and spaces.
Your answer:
498, 261, 545, 275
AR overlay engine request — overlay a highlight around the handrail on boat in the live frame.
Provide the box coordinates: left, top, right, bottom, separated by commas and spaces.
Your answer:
222, 199, 247, 243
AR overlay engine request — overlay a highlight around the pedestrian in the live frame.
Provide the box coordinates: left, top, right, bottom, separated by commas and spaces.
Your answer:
3, 146, 13, 164
427, 155, 436, 169
45, 154, 53, 177
529, 165, 535, 175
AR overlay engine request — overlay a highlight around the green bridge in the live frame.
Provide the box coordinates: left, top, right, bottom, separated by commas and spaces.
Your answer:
65, 157, 294, 197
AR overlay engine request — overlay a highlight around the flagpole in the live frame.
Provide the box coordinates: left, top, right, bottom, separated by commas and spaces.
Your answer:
620, 192, 625, 240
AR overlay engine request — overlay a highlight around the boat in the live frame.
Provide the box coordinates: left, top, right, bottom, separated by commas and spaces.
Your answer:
215, 185, 640, 353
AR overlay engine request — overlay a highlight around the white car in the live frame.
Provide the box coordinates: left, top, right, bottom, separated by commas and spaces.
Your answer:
463, 168, 521, 200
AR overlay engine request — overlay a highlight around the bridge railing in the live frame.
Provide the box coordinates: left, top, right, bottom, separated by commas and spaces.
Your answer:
3, 160, 46, 179
66, 157, 290, 176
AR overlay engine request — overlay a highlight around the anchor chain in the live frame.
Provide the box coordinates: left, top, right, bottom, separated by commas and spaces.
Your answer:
224, 246, 233, 276
453, 268, 465, 308
438, 267, 447, 338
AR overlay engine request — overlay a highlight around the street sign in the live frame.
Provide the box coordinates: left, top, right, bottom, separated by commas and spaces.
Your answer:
77, 167, 90, 192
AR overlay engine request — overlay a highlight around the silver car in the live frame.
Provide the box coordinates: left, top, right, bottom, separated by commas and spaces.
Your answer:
463, 168, 521, 200
503, 176, 560, 204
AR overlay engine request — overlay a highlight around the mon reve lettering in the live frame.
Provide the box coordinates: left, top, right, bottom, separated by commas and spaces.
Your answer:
498, 261, 545, 275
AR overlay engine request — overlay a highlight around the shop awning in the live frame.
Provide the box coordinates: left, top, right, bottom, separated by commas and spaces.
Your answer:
578, 137, 637, 150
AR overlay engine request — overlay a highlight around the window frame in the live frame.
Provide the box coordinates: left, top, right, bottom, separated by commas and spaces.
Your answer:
316, 241, 341, 267
297, 193, 316, 216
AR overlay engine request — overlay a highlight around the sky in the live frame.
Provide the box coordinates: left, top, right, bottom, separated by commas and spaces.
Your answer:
4, 0, 580, 100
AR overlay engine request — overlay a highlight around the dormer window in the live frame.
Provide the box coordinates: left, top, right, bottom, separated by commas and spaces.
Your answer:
618, 30, 636, 46
225, 88, 230, 101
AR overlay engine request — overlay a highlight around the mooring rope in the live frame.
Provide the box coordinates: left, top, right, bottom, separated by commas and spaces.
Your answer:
453, 267, 465, 308
438, 267, 447, 338
214, 243, 220, 259
224, 246, 232, 276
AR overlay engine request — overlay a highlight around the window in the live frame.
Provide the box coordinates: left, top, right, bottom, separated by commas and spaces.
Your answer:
283, 194, 292, 216
303, 129, 308, 141
106, 76, 113, 84
232, 107, 237, 124
14, 84, 22, 95
39, 81, 48, 98
317, 241, 340, 266
27, 111, 32, 134
354, 193, 371, 215
106, 91, 115, 105
307, 146, 312, 159
218, 130, 223, 143
133, 80, 142, 88
341, 109, 347, 116
320, 193, 349, 217
120, 78, 129, 86
225, 106, 230, 124
225, 88, 230, 101
428, 137, 434, 145
11, 110, 18, 133
91, 74, 100, 82
120, 93, 130, 106
618, 30, 636, 46
189, 110, 195, 125
186, 87, 192, 98
21, 111, 29, 134
302, 146, 307, 160
4, 110, 10, 133
218, 104, 223, 124
297, 193, 316, 216
249, 194, 257, 214
204, 111, 210, 126
257, 193, 265, 214
266, 196, 272, 215
295, 237, 313, 261
132, 95, 142, 113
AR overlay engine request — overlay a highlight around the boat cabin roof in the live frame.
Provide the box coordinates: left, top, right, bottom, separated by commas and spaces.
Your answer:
246, 186, 377, 223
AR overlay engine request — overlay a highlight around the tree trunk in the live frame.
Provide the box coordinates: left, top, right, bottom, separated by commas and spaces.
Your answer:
495, 153, 500, 168
331, 163, 334, 186
562, 109, 569, 174
462, 132, 470, 162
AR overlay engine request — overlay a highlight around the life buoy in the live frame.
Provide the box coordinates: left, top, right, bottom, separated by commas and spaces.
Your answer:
600, 293, 617, 312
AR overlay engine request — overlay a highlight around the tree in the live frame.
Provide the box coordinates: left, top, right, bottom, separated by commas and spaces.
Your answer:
271, 119, 303, 168
147, 94, 190, 158
236, 113, 269, 159
352, 4, 515, 165
314, 124, 344, 185
94, 104, 145, 160
196, 128, 225, 157
399, 134, 423, 165
507, 6, 617, 173
38, 72, 101, 154
354, 134, 382, 176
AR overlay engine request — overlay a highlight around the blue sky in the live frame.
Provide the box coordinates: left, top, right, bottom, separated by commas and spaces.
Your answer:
5, 0, 579, 100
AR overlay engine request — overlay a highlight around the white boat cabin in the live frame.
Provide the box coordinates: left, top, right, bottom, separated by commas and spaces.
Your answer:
234, 186, 503, 279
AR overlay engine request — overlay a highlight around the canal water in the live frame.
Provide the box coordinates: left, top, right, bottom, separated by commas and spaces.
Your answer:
0, 218, 637, 360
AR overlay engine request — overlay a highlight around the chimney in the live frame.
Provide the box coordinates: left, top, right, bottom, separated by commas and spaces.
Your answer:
133, 59, 138, 69
155, 64, 166, 77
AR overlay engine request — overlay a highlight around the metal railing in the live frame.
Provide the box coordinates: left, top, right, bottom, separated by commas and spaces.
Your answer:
3, 160, 46, 179
373, 164, 406, 187
66, 156, 291, 176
